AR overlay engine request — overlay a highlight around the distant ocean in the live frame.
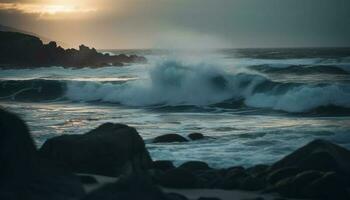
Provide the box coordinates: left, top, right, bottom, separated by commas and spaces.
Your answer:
1, 48, 350, 168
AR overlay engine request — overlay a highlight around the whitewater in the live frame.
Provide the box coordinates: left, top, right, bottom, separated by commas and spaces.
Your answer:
1, 48, 350, 167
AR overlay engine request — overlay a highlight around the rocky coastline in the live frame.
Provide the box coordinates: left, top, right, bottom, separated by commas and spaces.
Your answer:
0, 31, 146, 69
1, 108, 350, 200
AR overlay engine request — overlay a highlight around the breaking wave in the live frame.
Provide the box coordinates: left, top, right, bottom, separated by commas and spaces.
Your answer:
1, 59, 350, 114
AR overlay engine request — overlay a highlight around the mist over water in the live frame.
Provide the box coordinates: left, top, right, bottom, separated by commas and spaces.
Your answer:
1, 48, 350, 167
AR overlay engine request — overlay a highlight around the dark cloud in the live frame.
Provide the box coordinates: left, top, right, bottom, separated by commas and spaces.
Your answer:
0, 0, 349, 48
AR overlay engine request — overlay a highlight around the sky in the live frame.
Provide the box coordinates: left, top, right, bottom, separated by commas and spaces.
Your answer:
0, 0, 349, 49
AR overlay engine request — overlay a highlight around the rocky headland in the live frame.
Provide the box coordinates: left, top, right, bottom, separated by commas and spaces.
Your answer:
1, 108, 350, 200
0, 31, 146, 69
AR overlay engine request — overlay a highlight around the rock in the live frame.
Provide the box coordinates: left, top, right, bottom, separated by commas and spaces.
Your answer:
153, 160, 175, 171
0, 31, 146, 69
0, 109, 85, 200
39, 123, 153, 177
246, 164, 269, 177
271, 171, 323, 197
196, 169, 224, 188
158, 168, 198, 188
220, 167, 249, 189
304, 171, 350, 200
188, 133, 204, 140
179, 161, 211, 172
78, 175, 98, 184
266, 167, 301, 185
82, 174, 169, 200
153, 134, 188, 143
270, 139, 350, 177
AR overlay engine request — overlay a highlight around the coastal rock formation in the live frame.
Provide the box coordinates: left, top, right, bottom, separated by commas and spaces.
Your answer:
39, 123, 153, 177
153, 134, 189, 143
269, 139, 350, 175
266, 139, 350, 199
0, 109, 85, 200
0, 31, 146, 68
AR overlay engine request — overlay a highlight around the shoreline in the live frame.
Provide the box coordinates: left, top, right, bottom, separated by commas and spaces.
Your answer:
1, 109, 350, 200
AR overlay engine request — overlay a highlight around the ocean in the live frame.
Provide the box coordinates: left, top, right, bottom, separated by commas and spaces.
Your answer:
1, 48, 350, 168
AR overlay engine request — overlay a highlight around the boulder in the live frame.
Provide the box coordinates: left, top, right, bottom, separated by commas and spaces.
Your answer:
0, 109, 85, 200
153, 160, 176, 171
39, 123, 153, 177
153, 134, 188, 143
188, 133, 204, 140
270, 139, 350, 177
158, 168, 198, 188
220, 167, 249, 189
179, 161, 211, 172
304, 171, 350, 200
266, 167, 301, 185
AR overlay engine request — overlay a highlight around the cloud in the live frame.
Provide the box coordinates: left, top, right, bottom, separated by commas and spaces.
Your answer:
0, 0, 349, 49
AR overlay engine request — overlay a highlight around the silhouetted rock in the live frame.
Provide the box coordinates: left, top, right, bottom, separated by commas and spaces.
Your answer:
0, 31, 146, 68
153, 160, 176, 171
270, 139, 350, 177
39, 123, 153, 177
267, 167, 301, 185
0, 109, 85, 200
179, 161, 211, 172
158, 168, 198, 188
188, 133, 204, 140
153, 134, 189, 143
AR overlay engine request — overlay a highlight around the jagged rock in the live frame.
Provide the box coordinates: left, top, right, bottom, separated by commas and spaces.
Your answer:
0, 31, 146, 68
0, 109, 85, 200
153, 134, 188, 143
39, 123, 153, 177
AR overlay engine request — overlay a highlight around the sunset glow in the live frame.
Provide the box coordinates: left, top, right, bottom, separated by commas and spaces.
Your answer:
0, 2, 96, 16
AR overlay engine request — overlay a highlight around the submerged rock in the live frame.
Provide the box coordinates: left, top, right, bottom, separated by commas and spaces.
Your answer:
179, 161, 211, 172
153, 134, 188, 143
39, 123, 153, 177
0, 109, 85, 200
188, 133, 204, 140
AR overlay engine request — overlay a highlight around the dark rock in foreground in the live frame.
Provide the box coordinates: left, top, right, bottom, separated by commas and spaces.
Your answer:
153, 134, 189, 143
266, 139, 350, 199
157, 168, 198, 188
153, 160, 176, 171
0, 31, 146, 68
39, 123, 153, 177
0, 109, 85, 200
270, 139, 350, 176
